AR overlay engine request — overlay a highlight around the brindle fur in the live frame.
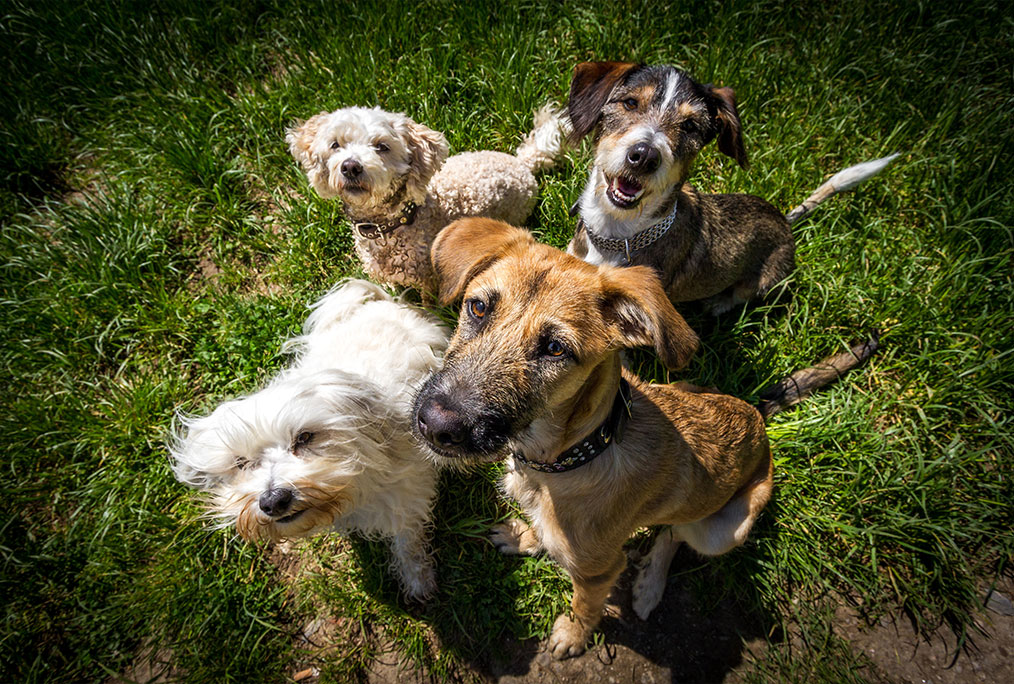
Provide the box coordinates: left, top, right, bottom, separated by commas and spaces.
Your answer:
567, 61, 795, 314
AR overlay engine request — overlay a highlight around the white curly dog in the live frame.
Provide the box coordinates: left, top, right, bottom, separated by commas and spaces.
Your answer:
287, 105, 568, 295
170, 280, 449, 600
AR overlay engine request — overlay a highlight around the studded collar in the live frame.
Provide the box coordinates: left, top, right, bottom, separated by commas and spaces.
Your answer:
513, 378, 633, 473
580, 197, 678, 263
351, 200, 419, 241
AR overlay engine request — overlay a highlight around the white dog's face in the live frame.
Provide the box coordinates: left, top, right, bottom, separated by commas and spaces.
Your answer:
171, 369, 392, 542
286, 107, 449, 214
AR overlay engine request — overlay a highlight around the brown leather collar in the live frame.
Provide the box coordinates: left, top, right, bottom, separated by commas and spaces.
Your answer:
352, 200, 419, 241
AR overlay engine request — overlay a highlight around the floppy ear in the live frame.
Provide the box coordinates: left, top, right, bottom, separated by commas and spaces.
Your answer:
286, 112, 335, 196
431, 218, 535, 305
705, 85, 748, 168
567, 61, 640, 143
600, 265, 699, 370
402, 116, 449, 202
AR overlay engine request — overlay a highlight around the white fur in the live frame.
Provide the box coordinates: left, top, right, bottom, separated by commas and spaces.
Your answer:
170, 280, 449, 599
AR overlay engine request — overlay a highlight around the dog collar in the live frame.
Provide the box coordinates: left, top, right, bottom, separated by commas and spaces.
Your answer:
581, 199, 678, 263
513, 378, 632, 473
352, 200, 419, 241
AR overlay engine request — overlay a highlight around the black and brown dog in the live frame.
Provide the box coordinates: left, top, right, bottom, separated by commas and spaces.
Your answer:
414, 218, 877, 659
567, 61, 897, 314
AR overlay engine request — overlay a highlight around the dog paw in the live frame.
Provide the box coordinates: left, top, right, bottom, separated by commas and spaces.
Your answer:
401, 561, 437, 602
631, 558, 668, 620
489, 519, 533, 555
548, 614, 590, 660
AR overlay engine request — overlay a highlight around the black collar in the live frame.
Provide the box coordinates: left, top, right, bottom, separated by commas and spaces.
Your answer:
351, 200, 419, 241
513, 378, 632, 473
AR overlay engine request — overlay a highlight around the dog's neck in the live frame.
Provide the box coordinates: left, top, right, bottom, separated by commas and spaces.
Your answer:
343, 179, 428, 226
512, 354, 623, 467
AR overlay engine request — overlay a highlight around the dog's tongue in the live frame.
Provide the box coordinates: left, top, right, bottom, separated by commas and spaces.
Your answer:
615, 177, 643, 195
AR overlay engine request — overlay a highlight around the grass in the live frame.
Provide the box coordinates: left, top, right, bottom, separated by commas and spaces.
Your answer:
2, 0, 1012, 681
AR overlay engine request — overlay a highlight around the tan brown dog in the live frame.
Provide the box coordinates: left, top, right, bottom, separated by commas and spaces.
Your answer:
566, 61, 897, 314
413, 218, 877, 658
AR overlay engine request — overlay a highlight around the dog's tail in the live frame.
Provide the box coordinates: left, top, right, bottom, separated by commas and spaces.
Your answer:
785, 154, 899, 225
756, 332, 879, 420
514, 103, 571, 173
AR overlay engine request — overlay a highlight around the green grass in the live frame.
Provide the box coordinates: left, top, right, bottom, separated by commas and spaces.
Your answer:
2, 0, 1012, 681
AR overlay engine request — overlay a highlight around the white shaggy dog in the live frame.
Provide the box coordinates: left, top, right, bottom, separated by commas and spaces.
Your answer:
286, 105, 568, 294
170, 280, 449, 599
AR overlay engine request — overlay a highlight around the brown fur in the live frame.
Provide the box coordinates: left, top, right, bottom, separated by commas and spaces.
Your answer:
415, 218, 773, 658
566, 62, 794, 314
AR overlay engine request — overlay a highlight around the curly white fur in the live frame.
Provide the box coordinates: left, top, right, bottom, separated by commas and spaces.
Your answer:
287, 106, 568, 294
170, 280, 449, 599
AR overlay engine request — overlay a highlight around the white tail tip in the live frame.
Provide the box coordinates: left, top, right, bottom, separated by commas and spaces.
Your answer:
828, 153, 900, 192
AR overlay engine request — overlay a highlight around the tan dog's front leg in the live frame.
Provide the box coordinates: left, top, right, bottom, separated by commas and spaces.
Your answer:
490, 518, 544, 556
549, 552, 625, 659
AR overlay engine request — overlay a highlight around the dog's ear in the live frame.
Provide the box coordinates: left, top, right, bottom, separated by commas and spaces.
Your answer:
568, 61, 640, 143
431, 218, 534, 305
286, 112, 336, 197
600, 265, 699, 370
402, 117, 449, 202
705, 85, 748, 168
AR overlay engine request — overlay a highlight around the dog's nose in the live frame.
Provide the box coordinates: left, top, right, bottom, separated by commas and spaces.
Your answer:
416, 397, 467, 449
259, 488, 294, 516
340, 158, 363, 179
626, 142, 660, 173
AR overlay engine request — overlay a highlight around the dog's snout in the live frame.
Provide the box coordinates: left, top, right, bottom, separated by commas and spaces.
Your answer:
259, 488, 294, 516
340, 158, 363, 179
417, 397, 467, 449
626, 142, 660, 174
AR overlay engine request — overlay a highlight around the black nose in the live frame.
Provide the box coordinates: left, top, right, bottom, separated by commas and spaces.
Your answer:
626, 142, 660, 173
340, 158, 363, 179
259, 488, 294, 516
416, 397, 467, 449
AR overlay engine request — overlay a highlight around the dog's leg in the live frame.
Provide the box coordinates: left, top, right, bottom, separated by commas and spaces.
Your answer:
490, 518, 544, 555
390, 526, 437, 601
631, 526, 682, 619
676, 454, 773, 556
549, 551, 626, 659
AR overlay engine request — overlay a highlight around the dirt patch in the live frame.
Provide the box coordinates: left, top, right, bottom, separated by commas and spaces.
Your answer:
832, 579, 1014, 684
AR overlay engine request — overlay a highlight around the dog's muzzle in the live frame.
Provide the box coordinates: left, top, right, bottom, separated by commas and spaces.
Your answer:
413, 377, 512, 460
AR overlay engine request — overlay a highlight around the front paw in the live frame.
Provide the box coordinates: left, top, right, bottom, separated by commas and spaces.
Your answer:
548, 613, 591, 660
489, 518, 531, 555
402, 562, 437, 602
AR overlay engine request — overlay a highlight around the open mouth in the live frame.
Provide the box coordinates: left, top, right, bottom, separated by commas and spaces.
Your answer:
340, 181, 368, 195
276, 509, 306, 524
606, 175, 645, 209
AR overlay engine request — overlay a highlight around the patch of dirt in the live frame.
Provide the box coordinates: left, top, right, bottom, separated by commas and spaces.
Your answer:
832, 578, 1014, 684
105, 640, 179, 684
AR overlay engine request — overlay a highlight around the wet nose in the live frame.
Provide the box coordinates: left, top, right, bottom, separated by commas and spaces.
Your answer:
340, 158, 363, 179
626, 142, 660, 173
416, 397, 467, 449
259, 488, 294, 516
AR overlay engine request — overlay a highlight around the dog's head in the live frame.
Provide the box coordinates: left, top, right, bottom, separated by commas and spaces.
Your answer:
413, 218, 699, 465
568, 62, 747, 217
171, 369, 394, 542
286, 106, 449, 213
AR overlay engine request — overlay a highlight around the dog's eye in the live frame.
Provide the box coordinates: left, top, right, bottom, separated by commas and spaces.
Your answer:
468, 299, 486, 319
544, 340, 567, 357
234, 455, 250, 470
294, 431, 314, 449
330, 141, 341, 150
681, 119, 699, 135
373, 141, 389, 152
622, 98, 638, 111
